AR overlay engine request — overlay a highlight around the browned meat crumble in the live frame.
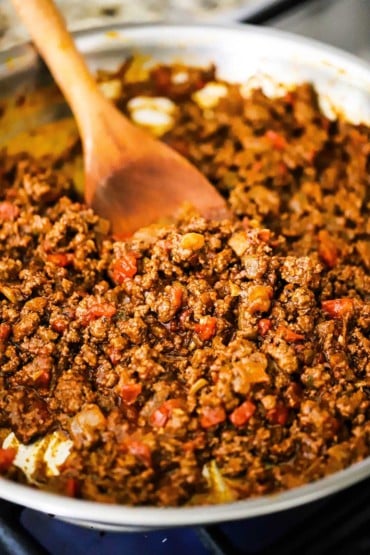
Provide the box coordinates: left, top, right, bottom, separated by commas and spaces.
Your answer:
0, 62, 369, 506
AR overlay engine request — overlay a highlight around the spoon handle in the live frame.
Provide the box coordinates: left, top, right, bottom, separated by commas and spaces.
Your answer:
11, 0, 102, 128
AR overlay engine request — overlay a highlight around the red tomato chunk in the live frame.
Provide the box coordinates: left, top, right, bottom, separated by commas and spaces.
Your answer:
0, 323, 11, 341
230, 401, 256, 427
0, 201, 19, 221
126, 439, 152, 467
120, 384, 142, 405
266, 404, 289, 426
258, 318, 272, 336
112, 253, 137, 284
322, 298, 354, 318
47, 253, 74, 267
76, 302, 116, 323
265, 129, 287, 150
200, 406, 226, 429
150, 399, 184, 428
278, 325, 305, 342
65, 478, 79, 497
194, 316, 217, 341
0, 447, 17, 472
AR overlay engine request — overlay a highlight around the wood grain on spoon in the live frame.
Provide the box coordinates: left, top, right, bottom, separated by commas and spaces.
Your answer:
11, 0, 229, 235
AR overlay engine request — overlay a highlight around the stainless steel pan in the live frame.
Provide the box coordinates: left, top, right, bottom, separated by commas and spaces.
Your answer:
0, 23, 369, 531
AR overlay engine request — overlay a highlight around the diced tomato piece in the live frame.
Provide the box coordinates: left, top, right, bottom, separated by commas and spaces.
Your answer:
266, 403, 289, 426
126, 439, 152, 467
112, 253, 137, 284
65, 477, 79, 497
278, 325, 304, 342
0, 323, 11, 341
258, 318, 272, 336
0, 447, 17, 472
200, 406, 226, 429
47, 253, 73, 267
182, 441, 195, 452
94, 303, 116, 319
182, 434, 206, 453
150, 399, 184, 428
230, 400, 256, 427
0, 201, 19, 221
194, 316, 217, 342
51, 317, 68, 333
150, 405, 168, 428
265, 130, 287, 150
322, 298, 354, 319
90, 303, 117, 319
318, 230, 339, 268
120, 383, 142, 405
77, 302, 116, 323
164, 399, 184, 410
34, 369, 50, 386
27, 356, 51, 386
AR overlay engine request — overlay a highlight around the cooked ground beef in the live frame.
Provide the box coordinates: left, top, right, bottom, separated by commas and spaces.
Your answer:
0, 62, 369, 506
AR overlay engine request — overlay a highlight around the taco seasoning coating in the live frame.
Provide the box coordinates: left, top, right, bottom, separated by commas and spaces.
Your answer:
0, 62, 369, 506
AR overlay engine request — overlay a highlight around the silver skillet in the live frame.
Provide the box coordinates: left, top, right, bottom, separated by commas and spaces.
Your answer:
0, 23, 369, 531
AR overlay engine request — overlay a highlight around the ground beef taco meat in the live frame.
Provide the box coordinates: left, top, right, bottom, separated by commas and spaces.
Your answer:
0, 62, 369, 506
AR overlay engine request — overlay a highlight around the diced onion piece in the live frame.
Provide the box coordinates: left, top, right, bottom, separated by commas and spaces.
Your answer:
202, 460, 236, 503
98, 79, 122, 99
180, 232, 205, 250
228, 231, 249, 257
70, 404, 106, 448
43, 432, 74, 477
2, 431, 73, 482
127, 96, 176, 137
172, 71, 188, 84
322, 298, 354, 318
230, 283, 241, 297
131, 108, 172, 127
128, 96, 176, 114
192, 82, 227, 109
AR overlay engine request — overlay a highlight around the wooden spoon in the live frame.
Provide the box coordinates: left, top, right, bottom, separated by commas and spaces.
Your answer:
11, 0, 228, 235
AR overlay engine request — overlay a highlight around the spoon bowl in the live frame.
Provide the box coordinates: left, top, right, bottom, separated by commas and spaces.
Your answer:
11, 0, 228, 235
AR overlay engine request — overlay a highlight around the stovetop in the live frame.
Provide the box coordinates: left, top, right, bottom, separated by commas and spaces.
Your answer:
1, 1, 369, 554
3, 475, 370, 555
